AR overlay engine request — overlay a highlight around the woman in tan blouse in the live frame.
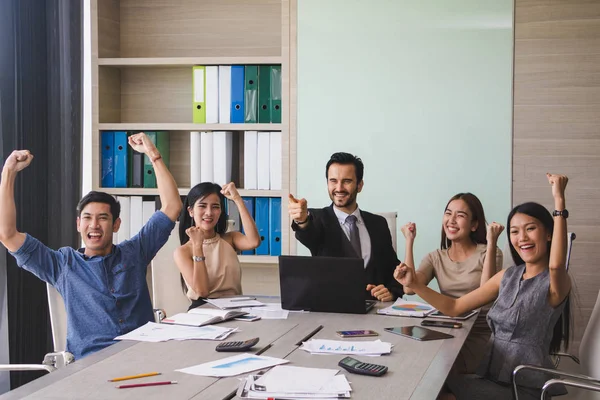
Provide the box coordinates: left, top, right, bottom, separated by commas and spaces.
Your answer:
174, 182, 260, 310
402, 192, 504, 374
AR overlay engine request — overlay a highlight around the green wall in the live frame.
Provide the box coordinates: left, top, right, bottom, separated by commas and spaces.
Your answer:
296, 1, 514, 275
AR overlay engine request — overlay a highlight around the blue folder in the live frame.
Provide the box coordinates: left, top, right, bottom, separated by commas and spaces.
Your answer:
230, 65, 245, 123
101, 131, 114, 187
241, 197, 255, 255
269, 198, 282, 256
254, 197, 270, 255
113, 131, 128, 188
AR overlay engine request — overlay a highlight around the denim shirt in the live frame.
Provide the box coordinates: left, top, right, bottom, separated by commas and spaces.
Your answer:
9, 211, 175, 360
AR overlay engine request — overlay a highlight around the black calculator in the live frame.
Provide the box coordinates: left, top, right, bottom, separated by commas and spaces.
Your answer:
215, 337, 260, 352
338, 356, 388, 376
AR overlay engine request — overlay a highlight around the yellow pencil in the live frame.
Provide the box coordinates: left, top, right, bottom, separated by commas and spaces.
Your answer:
108, 372, 161, 382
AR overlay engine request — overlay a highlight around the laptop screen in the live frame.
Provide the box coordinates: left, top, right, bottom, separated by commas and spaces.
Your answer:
278, 255, 370, 314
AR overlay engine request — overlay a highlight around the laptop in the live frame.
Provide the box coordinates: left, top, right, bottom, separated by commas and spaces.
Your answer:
278, 255, 377, 314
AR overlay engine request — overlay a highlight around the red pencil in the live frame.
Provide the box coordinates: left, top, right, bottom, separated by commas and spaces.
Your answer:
117, 380, 178, 389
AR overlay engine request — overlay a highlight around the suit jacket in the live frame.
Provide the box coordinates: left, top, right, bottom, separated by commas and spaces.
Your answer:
292, 204, 404, 299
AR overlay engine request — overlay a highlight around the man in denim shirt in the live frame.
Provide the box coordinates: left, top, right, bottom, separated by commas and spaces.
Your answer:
0, 132, 182, 360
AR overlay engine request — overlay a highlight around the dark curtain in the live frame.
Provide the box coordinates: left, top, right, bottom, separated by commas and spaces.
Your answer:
0, 0, 82, 389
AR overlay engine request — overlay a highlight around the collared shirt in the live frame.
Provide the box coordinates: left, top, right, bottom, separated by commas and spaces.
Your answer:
9, 211, 175, 360
333, 206, 371, 267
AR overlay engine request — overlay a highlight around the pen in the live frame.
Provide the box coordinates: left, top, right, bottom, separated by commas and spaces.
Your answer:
230, 297, 256, 302
108, 372, 161, 382
117, 380, 177, 389
296, 324, 323, 346
255, 343, 273, 355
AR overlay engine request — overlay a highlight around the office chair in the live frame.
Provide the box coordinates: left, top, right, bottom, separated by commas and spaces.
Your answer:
151, 221, 191, 318
0, 284, 73, 374
375, 212, 398, 253
513, 289, 600, 399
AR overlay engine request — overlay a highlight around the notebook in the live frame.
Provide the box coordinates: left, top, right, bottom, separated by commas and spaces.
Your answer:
279, 255, 376, 314
162, 308, 247, 327
377, 298, 436, 318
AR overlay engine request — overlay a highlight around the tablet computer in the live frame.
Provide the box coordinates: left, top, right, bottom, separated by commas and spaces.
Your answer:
428, 310, 477, 320
384, 326, 454, 341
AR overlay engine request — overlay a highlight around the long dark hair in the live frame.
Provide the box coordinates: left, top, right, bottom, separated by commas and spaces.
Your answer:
178, 182, 228, 245
506, 202, 571, 353
440, 193, 487, 250
178, 182, 228, 293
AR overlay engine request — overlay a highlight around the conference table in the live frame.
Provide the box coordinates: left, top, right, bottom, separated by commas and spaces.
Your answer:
0, 301, 475, 400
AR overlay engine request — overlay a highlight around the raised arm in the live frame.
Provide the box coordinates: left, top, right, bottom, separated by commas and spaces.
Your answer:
0, 150, 33, 252
174, 228, 209, 298
547, 173, 571, 307
222, 182, 260, 251
481, 222, 505, 285
288, 194, 324, 251
128, 133, 182, 222
395, 261, 503, 317
399, 222, 430, 295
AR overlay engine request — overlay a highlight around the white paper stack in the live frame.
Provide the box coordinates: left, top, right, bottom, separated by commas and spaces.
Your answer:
205, 297, 266, 309
300, 339, 392, 356
237, 366, 352, 399
241, 303, 289, 320
114, 322, 236, 342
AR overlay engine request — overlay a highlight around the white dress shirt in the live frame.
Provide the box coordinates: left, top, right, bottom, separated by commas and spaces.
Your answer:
333, 206, 371, 268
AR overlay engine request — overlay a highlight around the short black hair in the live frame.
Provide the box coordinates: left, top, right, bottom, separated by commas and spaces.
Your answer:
76, 191, 120, 221
325, 152, 364, 182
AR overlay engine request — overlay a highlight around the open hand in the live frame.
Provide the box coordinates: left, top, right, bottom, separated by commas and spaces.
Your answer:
3, 150, 34, 173
366, 284, 393, 302
288, 194, 308, 223
221, 182, 240, 201
401, 222, 417, 240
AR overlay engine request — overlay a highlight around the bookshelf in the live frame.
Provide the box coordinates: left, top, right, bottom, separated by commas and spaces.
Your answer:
90, 0, 295, 266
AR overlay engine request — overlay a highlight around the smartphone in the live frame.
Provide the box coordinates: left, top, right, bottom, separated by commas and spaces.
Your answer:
421, 320, 462, 329
336, 330, 379, 338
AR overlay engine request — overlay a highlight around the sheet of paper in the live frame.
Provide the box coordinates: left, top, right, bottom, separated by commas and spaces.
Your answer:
253, 365, 339, 393
300, 339, 392, 355
205, 297, 266, 309
176, 353, 289, 377
114, 322, 236, 342
237, 373, 352, 399
376, 298, 436, 317
242, 303, 289, 319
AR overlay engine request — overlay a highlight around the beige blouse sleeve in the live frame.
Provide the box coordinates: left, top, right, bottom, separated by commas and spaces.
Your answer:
417, 252, 436, 283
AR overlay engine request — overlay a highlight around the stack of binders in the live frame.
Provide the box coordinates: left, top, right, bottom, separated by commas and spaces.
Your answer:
101, 131, 170, 189
192, 65, 282, 124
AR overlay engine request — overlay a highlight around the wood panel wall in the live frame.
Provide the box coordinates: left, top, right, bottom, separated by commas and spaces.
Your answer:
514, 0, 600, 353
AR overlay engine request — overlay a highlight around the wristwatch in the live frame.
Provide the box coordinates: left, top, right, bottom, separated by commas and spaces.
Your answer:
295, 211, 311, 225
192, 255, 206, 262
552, 209, 569, 218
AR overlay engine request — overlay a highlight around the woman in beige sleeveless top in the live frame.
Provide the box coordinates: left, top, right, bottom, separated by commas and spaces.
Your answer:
402, 193, 504, 374
174, 182, 260, 310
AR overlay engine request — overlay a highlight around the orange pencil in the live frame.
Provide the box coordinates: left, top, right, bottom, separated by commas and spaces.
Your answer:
108, 372, 161, 382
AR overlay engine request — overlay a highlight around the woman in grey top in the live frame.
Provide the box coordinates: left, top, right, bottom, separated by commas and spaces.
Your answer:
395, 173, 572, 400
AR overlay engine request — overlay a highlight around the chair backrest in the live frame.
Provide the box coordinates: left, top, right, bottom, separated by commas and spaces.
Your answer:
580, 289, 600, 379
151, 221, 191, 318
375, 212, 397, 253
46, 284, 67, 352
502, 232, 576, 270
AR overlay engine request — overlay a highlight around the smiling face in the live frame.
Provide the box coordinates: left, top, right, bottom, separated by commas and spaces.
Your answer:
189, 193, 222, 233
327, 163, 363, 212
442, 199, 477, 243
509, 212, 552, 265
76, 202, 120, 257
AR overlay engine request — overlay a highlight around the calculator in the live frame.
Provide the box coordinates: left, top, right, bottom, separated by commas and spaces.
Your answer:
215, 337, 260, 352
338, 356, 388, 376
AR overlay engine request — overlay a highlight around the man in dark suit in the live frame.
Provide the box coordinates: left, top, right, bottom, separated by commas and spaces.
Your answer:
288, 152, 404, 301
